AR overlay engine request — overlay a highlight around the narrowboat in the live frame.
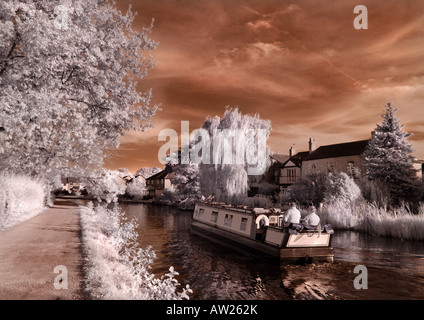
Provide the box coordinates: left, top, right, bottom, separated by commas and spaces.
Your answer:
191, 202, 334, 263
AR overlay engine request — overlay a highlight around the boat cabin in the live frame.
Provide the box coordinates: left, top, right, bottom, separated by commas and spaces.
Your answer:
191, 202, 334, 263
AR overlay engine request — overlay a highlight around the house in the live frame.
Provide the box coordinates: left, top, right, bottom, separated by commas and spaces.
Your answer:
278, 147, 310, 191
267, 153, 290, 184
145, 167, 175, 197
278, 138, 369, 192
413, 159, 424, 181
302, 139, 369, 177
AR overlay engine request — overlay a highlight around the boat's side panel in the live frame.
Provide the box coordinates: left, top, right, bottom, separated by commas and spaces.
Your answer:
191, 221, 280, 258
194, 204, 256, 239
193, 204, 217, 227
286, 232, 331, 247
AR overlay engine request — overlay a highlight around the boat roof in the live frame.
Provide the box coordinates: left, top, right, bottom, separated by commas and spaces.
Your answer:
197, 202, 281, 215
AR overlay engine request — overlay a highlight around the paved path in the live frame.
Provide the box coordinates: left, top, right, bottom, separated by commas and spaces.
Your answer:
0, 199, 85, 300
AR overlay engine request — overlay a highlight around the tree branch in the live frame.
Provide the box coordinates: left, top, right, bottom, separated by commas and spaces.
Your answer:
68, 98, 110, 111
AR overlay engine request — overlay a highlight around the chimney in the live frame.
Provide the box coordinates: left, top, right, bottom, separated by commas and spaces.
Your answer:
289, 145, 295, 158
309, 138, 316, 153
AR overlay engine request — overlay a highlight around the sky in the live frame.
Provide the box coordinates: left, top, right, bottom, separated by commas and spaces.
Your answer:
106, 0, 424, 173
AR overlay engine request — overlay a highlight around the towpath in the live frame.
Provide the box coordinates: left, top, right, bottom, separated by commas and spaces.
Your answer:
0, 199, 85, 299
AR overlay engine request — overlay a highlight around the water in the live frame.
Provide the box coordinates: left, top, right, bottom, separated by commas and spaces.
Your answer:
120, 203, 424, 300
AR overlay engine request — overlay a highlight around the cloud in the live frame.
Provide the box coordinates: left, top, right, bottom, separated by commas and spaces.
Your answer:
247, 19, 273, 30
112, 0, 424, 168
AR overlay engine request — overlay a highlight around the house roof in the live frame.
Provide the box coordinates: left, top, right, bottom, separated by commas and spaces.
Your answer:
270, 153, 290, 164
304, 140, 369, 161
280, 139, 369, 168
281, 151, 309, 168
146, 166, 173, 180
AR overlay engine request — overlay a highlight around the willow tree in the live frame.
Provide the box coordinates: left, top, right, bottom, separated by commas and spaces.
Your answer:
0, 0, 157, 180
199, 107, 272, 203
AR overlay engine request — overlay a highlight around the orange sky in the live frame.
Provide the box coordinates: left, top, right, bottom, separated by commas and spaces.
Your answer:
106, 0, 424, 174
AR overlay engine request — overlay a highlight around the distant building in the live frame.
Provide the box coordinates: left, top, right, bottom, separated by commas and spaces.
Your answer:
267, 153, 290, 185
279, 147, 310, 190
61, 177, 85, 193
413, 159, 424, 181
145, 167, 175, 197
278, 138, 369, 192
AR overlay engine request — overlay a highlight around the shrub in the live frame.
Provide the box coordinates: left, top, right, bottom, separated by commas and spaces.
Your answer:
320, 199, 424, 240
0, 172, 46, 230
79, 203, 192, 299
286, 172, 328, 206
324, 172, 361, 204
125, 177, 147, 201
85, 169, 126, 203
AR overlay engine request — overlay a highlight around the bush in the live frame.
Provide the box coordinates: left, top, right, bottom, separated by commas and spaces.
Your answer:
79, 203, 192, 299
286, 172, 328, 206
357, 176, 391, 209
0, 172, 46, 230
85, 169, 126, 203
320, 199, 424, 240
124, 177, 147, 201
324, 172, 361, 204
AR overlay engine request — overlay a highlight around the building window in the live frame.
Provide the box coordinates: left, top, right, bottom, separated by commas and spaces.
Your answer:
240, 217, 248, 231
211, 211, 218, 223
224, 214, 233, 227
287, 168, 296, 183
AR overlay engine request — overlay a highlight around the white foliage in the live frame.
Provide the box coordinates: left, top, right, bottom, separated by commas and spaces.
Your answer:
0, 172, 46, 230
321, 199, 424, 241
362, 103, 418, 203
162, 162, 201, 210
125, 176, 147, 200
324, 172, 361, 205
0, 0, 158, 177
79, 203, 192, 299
85, 169, 126, 203
199, 107, 272, 203
135, 167, 162, 179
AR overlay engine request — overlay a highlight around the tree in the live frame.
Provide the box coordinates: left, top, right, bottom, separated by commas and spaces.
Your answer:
125, 176, 147, 201
362, 103, 418, 205
168, 161, 202, 209
286, 171, 328, 206
84, 168, 126, 203
135, 167, 162, 179
324, 172, 361, 204
199, 107, 272, 204
0, 0, 157, 180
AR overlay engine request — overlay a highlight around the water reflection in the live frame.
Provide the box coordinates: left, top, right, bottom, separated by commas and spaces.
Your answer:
118, 203, 424, 300
332, 231, 424, 277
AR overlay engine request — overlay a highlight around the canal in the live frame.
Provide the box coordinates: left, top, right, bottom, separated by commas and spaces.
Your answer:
120, 202, 424, 300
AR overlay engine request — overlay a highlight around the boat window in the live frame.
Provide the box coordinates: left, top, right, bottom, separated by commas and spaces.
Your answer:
198, 208, 204, 217
240, 217, 248, 231
224, 214, 233, 227
211, 211, 218, 223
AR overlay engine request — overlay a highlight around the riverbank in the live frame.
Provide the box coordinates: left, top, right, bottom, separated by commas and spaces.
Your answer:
55, 194, 157, 204
0, 199, 85, 299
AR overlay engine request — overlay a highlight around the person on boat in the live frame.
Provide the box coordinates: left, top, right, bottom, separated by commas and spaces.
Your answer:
284, 202, 301, 226
303, 206, 321, 227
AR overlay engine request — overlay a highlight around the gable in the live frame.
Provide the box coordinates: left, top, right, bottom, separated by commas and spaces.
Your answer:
282, 160, 297, 168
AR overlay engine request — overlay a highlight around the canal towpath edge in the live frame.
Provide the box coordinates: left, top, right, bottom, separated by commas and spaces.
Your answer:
0, 199, 85, 300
